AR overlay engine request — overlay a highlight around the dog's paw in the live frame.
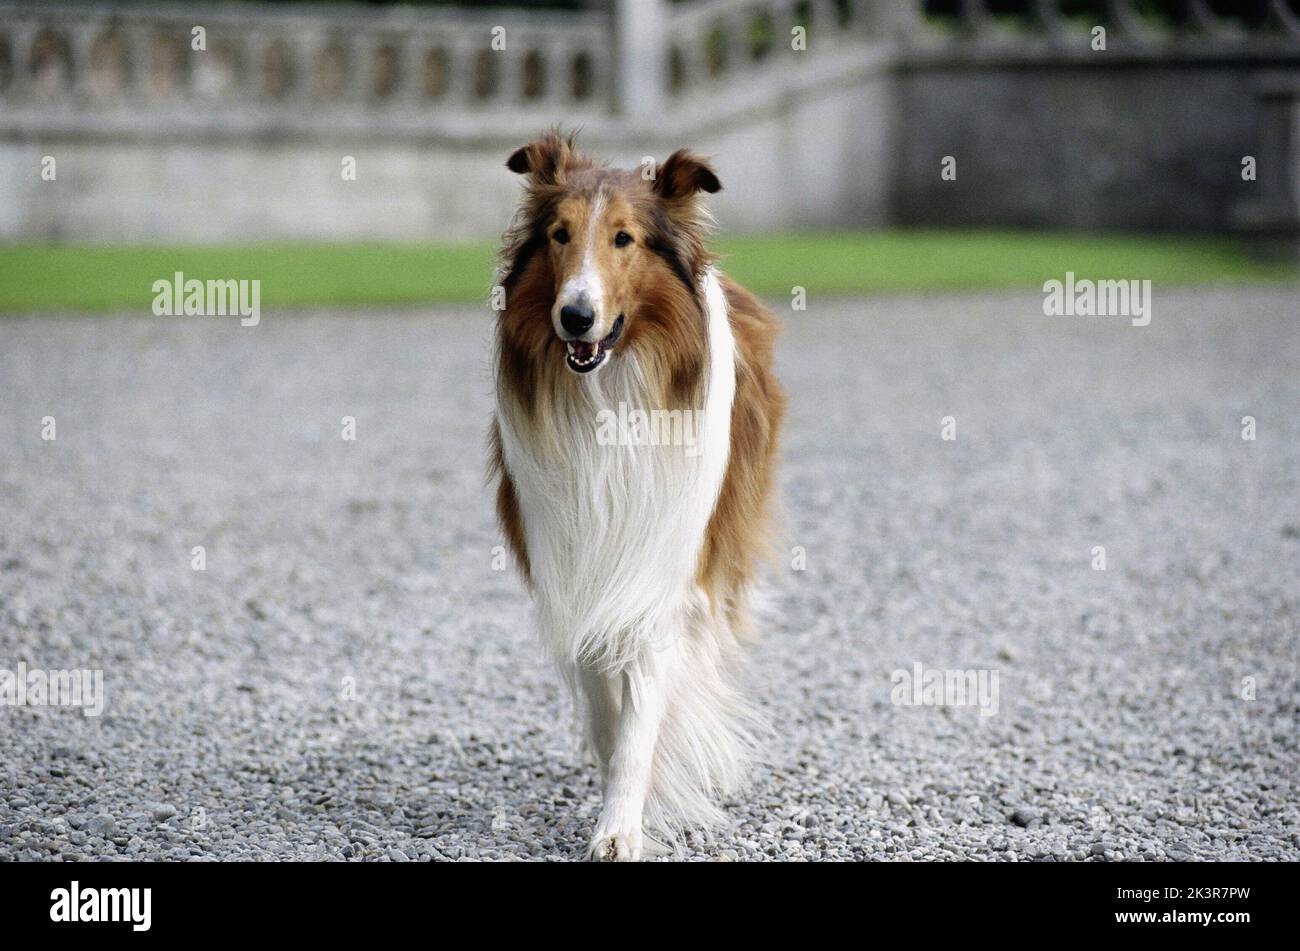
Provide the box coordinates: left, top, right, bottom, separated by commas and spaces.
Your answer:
587, 830, 642, 862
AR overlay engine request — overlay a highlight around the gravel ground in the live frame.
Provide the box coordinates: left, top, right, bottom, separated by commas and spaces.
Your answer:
1, 286, 1297, 862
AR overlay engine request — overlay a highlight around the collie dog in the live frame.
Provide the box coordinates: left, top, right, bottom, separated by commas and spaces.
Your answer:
489, 132, 785, 860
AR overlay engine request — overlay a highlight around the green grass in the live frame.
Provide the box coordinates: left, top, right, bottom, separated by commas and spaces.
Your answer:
0, 231, 1292, 313
717, 231, 1296, 295
0, 242, 496, 313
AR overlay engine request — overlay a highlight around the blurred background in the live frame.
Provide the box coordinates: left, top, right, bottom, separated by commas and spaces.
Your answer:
1, 0, 1298, 308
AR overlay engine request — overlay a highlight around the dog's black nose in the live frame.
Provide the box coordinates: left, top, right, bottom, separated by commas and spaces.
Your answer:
560, 302, 595, 337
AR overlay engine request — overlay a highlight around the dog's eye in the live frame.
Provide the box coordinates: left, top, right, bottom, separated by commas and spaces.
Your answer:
614, 231, 633, 248
552, 227, 570, 245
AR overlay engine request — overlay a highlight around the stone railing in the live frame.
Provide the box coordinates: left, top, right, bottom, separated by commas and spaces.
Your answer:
925, 0, 1300, 41
0, 1, 615, 137
5, 1, 1299, 133
2, 0, 1298, 242
658, 0, 1300, 101
908, 0, 1300, 58
661, 0, 916, 97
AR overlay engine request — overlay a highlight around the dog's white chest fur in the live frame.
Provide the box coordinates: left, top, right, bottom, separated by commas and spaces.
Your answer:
497, 269, 736, 668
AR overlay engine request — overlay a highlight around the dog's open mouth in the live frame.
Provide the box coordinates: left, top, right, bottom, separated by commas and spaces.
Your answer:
565, 315, 624, 374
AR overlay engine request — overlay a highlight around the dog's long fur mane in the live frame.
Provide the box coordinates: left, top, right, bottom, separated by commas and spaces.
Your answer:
488, 131, 785, 850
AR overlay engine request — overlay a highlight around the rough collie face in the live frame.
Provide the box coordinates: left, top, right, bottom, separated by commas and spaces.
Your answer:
541, 190, 635, 374
500, 131, 721, 393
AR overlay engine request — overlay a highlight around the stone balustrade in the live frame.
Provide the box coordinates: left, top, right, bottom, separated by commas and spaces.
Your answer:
5, 1, 1299, 129
663, 0, 903, 96
662, 0, 1300, 96
928, 0, 1300, 43
2, 0, 1298, 242
0, 2, 613, 136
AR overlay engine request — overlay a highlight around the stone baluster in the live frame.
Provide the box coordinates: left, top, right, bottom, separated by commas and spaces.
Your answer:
122, 21, 154, 100
1106, 0, 1156, 43
449, 35, 480, 108
1185, 0, 1224, 35
558, 38, 581, 106
533, 36, 561, 109
293, 27, 324, 103
724, 10, 748, 76
616, 0, 665, 119
811, 0, 841, 40
593, 35, 616, 107
345, 33, 370, 104
4, 25, 18, 97
676, 27, 707, 91
6, 19, 32, 99
292, 32, 319, 106
1271, 0, 1300, 39
1030, 0, 1069, 42
397, 33, 426, 108
776, 0, 801, 51
956, 0, 989, 38
497, 34, 523, 109
191, 19, 244, 101
67, 22, 98, 101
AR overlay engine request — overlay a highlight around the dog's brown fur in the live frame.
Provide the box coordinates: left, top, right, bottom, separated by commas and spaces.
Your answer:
489, 130, 785, 632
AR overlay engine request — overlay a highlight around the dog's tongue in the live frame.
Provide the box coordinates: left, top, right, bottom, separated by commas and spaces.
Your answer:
570, 340, 599, 360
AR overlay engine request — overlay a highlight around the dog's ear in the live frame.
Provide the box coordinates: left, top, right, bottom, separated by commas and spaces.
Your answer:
506, 131, 574, 186
653, 149, 722, 200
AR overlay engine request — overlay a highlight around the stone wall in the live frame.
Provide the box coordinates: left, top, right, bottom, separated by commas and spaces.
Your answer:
1, 0, 1298, 242
894, 1, 1300, 233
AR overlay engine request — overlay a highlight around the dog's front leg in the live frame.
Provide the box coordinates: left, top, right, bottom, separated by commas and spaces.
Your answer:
577, 665, 620, 779
587, 644, 677, 862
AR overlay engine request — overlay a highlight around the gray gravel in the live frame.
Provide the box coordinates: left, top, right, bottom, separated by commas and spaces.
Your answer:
1, 286, 1297, 861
